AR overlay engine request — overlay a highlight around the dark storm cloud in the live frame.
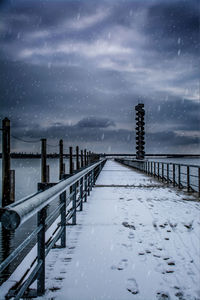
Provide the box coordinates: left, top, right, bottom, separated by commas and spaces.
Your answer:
145, 1, 199, 55
76, 117, 115, 128
0, 0, 199, 153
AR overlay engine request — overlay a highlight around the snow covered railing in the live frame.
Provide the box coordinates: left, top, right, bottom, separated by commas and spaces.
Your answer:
0, 159, 106, 299
115, 158, 200, 197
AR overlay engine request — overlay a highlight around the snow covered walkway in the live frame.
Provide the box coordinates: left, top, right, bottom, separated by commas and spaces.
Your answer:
39, 160, 200, 300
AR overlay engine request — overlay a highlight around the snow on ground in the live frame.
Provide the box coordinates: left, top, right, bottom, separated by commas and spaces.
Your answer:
37, 160, 200, 300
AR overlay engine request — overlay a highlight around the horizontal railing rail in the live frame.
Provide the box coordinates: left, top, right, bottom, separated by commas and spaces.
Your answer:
0, 159, 106, 299
115, 158, 200, 197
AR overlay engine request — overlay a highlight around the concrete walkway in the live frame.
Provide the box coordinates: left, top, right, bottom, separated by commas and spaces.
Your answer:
39, 160, 200, 300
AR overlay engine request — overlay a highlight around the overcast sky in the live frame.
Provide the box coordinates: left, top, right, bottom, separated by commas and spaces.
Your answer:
0, 0, 199, 154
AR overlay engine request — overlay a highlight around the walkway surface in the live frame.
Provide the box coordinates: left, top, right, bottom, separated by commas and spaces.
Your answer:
38, 160, 200, 300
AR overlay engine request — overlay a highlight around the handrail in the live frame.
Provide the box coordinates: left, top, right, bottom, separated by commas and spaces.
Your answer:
115, 158, 200, 197
0, 158, 106, 299
0, 159, 106, 230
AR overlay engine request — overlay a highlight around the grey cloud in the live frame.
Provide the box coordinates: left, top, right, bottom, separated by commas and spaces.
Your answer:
76, 117, 115, 128
0, 0, 199, 153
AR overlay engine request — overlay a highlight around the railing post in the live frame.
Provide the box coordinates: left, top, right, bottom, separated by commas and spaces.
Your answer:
41, 138, 47, 183
69, 147, 73, 175
60, 190, 66, 247
173, 164, 175, 187
84, 174, 87, 202
84, 149, 87, 166
167, 163, 169, 184
87, 172, 90, 195
2, 117, 12, 206
162, 163, 164, 182
76, 146, 80, 170
92, 169, 95, 186
59, 139, 64, 180
72, 183, 77, 225
154, 162, 156, 177
158, 162, 160, 180
37, 207, 46, 296
80, 177, 83, 211
178, 165, 181, 188
187, 166, 190, 192
81, 150, 84, 168
151, 162, 153, 176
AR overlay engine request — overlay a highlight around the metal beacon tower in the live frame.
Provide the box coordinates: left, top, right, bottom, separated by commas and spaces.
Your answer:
135, 103, 145, 160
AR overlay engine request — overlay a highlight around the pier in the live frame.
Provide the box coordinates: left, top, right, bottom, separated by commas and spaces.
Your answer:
0, 159, 200, 299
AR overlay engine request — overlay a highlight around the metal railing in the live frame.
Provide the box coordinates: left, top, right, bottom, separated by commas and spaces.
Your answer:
0, 159, 106, 299
115, 158, 200, 197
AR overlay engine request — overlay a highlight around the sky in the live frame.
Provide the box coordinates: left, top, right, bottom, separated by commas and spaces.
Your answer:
0, 0, 199, 154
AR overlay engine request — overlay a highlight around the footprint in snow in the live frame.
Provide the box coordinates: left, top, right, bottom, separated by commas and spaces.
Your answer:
111, 259, 128, 271
127, 278, 139, 295
183, 222, 193, 231
122, 221, 136, 230
156, 292, 170, 299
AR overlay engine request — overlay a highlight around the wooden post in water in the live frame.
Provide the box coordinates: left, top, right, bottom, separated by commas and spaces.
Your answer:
69, 147, 73, 175
59, 139, 64, 180
41, 139, 47, 183
2, 118, 15, 206
81, 150, 84, 168
76, 146, 80, 170
84, 149, 87, 166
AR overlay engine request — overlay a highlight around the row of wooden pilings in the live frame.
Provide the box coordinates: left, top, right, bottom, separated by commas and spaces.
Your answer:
1, 117, 99, 207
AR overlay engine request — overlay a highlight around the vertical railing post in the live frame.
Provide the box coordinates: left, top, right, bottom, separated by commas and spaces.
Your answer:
158, 162, 160, 180
167, 163, 169, 184
89, 151, 91, 165
37, 140, 48, 295
162, 163, 164, 182
72, 183, 77, 225
37, 207, 46, 296
178, 165, 181, 189
2, 117, 12, 206
60, 189, 66, 247
41, 138, 47, 183
81, 150, 84, 168
92, 169, 95, 186
80, 177, 83, 211
69, 147, 73, 175
173, 164, 175, 187
154, 162, 156, 177
84, 174, 87, 202
84, 149, 87, 166
59, 139, 64, 180
151, 162, 153, 176
59, 140, 66, 247
187, 166, 190, 192
87, 171, 90, 195
76, 146, 80, 171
